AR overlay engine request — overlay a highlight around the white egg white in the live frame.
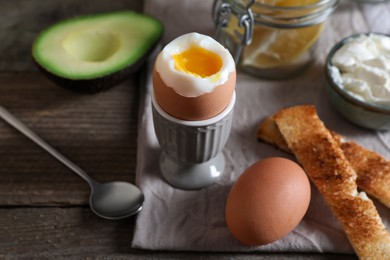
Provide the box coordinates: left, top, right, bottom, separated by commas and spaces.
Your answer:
155, 32, 235, 97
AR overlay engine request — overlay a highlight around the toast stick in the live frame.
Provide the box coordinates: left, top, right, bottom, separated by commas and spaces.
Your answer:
257, 114, 390, 208
272, 105, 390, 259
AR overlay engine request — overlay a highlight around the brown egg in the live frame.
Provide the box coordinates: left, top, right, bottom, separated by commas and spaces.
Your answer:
225, 157, 311, 246
153, 69, 236, 121
152, 32, 236, 121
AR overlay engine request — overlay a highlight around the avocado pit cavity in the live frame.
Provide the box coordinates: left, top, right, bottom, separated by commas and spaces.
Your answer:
63, 30, 121, 62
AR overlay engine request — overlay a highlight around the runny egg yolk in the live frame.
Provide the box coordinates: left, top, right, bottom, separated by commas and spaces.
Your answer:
173, 46, 222, 78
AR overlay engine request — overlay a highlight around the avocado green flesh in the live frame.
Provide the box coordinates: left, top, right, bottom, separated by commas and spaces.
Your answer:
33, 11, 163, 80
62, 31, 121, 62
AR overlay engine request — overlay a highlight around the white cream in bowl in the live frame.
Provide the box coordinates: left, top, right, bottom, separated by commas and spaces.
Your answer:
330, 33, 390, 106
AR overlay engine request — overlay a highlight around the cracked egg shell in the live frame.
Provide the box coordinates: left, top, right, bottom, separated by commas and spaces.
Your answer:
153, 32, 236, 121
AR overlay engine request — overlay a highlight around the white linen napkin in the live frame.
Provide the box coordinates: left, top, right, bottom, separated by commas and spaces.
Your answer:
132, 0, 390, 252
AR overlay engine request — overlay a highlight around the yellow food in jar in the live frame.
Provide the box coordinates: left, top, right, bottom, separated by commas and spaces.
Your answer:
242, 0, 324, 69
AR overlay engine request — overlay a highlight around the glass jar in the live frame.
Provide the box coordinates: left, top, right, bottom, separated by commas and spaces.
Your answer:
212, 0, 340, 79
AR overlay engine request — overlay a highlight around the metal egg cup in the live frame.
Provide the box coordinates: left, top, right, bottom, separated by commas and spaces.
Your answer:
152, 92, 236, 190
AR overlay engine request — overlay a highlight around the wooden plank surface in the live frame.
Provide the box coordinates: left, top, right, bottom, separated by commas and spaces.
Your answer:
0, 207, 356, 259
0, 72, 140, 206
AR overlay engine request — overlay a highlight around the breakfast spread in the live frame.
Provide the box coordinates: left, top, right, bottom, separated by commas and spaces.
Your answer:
257, 105, 390, 259
225, 157, 311, 246
143, 12, 389, 256
329, 33, 390, 105
27, 1, 390, 258
153, 32, 236, 121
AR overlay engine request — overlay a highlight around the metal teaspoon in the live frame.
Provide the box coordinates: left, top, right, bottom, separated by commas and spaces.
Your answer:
0, 106, 144, 220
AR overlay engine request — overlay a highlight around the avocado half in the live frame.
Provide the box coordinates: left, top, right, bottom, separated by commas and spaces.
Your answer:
32, 11, 163, 93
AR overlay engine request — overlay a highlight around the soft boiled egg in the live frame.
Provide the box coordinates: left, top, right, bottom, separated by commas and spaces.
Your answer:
153, 32, 236, 121
225, 157, 311, 246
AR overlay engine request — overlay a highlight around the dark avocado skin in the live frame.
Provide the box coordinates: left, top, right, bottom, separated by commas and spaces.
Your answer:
34, 38, 162, 94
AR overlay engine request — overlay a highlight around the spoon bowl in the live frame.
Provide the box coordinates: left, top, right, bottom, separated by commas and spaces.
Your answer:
0, 106, 144, 220
90, 181, 144, 219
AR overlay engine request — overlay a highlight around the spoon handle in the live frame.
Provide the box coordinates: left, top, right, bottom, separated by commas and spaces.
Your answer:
0, 106, 95, 185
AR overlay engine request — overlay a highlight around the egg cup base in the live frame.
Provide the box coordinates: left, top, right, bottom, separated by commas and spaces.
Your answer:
159, 152, 225, 190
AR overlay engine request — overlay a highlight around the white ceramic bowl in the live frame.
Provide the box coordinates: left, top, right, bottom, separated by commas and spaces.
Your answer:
325, 33, 390, 130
